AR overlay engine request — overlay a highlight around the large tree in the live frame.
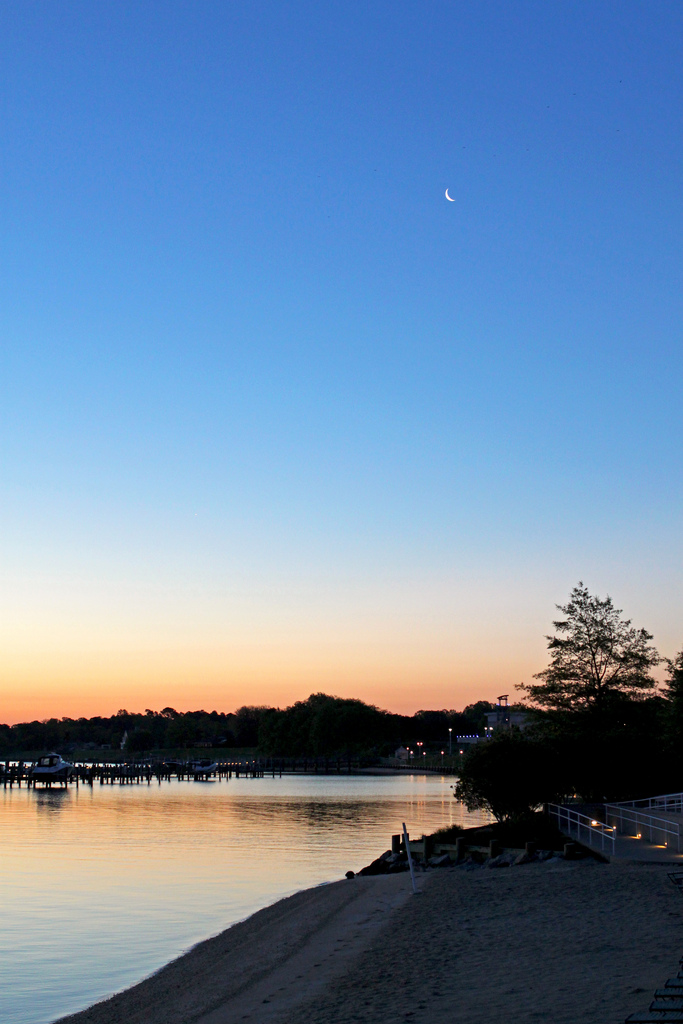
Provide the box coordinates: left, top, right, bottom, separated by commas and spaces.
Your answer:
520, 583, 660, 715
664, 648, 683, 769
664, 649, 683, 709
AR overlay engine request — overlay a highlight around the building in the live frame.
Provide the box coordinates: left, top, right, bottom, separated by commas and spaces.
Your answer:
484, 695, 529, 735
454, 734, 482, 750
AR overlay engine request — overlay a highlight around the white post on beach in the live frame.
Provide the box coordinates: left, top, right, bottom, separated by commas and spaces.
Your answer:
402, 821, 419, 895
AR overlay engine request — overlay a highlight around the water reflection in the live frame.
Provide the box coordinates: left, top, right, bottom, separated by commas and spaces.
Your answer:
31, 789, 71, 813
227, 797, 449, 831
1, 774, 489, 1024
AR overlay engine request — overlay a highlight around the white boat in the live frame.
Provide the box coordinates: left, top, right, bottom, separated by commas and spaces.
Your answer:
30, 753, 74, 785
189, 759, 217, 778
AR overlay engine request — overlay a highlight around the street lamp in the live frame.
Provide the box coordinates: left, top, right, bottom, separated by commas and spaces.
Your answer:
448, 728, 452, 756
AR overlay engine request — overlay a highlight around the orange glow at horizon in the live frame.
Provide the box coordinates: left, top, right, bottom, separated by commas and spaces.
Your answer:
0, 567, 558, 724
1, 645, 538, 724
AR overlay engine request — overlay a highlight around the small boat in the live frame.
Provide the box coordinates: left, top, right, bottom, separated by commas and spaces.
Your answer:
30, 753, 74, 785
189, 759, 217, 778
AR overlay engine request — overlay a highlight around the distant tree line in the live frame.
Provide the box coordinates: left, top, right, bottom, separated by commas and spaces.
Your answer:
0, 706, 259, 756
0, 697, 495, 758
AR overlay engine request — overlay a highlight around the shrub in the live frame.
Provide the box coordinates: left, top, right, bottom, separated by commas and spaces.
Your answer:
454, 732, 566, 822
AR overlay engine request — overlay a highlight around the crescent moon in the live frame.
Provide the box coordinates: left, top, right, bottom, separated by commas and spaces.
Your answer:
445, 188, 455, 201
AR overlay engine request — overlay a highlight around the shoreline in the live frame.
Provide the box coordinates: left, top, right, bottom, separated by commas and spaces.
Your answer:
54, 872, 413, 1024
55, 856, 683, 1024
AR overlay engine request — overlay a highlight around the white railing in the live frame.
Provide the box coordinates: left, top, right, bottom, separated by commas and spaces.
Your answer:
610, 792, 683, 815
547, 803, 616, 855
604, 803, 682, 852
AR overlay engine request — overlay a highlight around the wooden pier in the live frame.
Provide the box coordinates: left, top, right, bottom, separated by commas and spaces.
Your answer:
0, 755, 379, 789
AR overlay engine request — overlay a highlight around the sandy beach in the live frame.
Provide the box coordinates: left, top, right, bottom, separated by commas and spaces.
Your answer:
57, 859, 683, 1024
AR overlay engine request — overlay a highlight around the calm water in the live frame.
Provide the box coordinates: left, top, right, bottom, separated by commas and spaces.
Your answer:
1, 772, 488, 1024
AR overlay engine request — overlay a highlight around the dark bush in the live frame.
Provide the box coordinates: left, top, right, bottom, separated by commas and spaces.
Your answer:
454, 732, 567, 822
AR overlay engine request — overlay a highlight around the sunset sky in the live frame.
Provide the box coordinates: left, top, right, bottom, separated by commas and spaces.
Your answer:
2, 1, 682, 724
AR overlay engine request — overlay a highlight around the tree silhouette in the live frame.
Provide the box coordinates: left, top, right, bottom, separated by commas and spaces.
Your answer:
520, 582, 659, 716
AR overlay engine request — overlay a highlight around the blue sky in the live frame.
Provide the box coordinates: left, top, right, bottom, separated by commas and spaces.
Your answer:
1, 1, 682, 719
